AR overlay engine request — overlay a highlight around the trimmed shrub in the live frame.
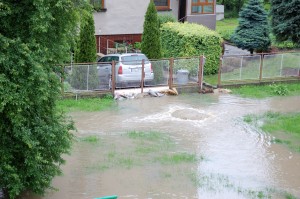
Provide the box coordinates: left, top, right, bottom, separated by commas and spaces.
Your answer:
161, 22, 222, 75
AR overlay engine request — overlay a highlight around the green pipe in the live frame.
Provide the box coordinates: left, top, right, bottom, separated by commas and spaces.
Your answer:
94, 195, 118, 199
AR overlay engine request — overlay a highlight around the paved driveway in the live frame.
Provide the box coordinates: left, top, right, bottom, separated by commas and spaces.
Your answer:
224, 44, 250, 56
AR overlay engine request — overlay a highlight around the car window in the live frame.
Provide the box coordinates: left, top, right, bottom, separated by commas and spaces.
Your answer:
121, 55, 149, 65
107, 56, 119, 62
98, 56, 119, 63
98, 57, 108, 63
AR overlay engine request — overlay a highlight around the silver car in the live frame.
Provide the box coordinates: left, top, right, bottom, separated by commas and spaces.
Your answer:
97, 53, 154, 88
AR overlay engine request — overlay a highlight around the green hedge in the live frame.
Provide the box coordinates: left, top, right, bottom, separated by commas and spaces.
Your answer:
161, 22, 222, 75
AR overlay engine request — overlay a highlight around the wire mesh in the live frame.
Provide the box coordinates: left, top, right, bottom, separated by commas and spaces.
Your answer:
173, 57, 199, 85
221, 55, 261, 82
64, 63, 110, 92
261, 53, 300, 79
145, 59, 169, 87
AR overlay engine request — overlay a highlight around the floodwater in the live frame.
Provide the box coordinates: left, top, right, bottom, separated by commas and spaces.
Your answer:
23, 94, 300, 199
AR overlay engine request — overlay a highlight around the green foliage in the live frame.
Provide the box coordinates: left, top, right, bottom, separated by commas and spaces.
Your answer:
217, 0, 248, 17
141, 0, 162, 59
158, 13, 176, 27
270, 0, 300, 44
76, 10, 97, 63
134, 42, 142, 50
0, 0, 83, 197
269, 83, 289, 96
270, 34, 300, 49
231, 0, 271, 54
89, 0, 102, 12
161, 22, 222, 75
231, 83, 300, 98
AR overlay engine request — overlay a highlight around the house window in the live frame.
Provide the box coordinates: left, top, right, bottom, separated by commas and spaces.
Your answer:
154, 0, 170, 11
90, 0, 104, 11
191, 0, 214, 14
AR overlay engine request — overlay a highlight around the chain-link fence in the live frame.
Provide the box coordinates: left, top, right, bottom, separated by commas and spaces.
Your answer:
63, 63, 111, 93
62, 56, 204, 95
173, 57, 200, 85
220, 52, 300, 85
263, 53, 300, 78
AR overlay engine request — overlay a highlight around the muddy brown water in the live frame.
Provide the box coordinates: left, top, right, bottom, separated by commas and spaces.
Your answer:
22, 94, 300, 199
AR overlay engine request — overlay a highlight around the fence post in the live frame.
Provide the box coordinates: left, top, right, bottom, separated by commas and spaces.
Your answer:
280, 54, 284, 77
217, 57, 222, 88
239, 56, 243, 80
86, 64, 90, 91
259, 54, 264, 82
141, 59, 145, 94
111, 60, 116, 97
169, 57, 174, 89
198, 55, 204, 91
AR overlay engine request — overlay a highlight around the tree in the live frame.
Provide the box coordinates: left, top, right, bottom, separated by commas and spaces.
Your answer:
76, 10, 97, 63
231, 0, 271, 54
270, 0, 300, 44
0, 0, 84, 198
141, 0, 162, 59
72, 8, 99, 90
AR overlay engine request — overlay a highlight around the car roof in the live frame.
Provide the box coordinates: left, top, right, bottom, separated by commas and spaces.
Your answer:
103, 53, 146, 57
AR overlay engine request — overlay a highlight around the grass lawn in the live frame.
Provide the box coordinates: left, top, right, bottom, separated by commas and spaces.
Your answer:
204, 74, 219, 86
230, 83, 300, 98
216, 18, 238, 41
244, 112, 300, 153
56, 96, 115, 112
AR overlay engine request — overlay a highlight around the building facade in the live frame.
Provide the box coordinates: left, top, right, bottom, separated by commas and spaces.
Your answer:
94, 0, 218, 54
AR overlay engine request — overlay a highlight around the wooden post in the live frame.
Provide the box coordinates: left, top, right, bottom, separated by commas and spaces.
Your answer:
111, 60, 116, 97
169, 57, 174, 89
198, 55, 204, 92
217, 57, 222, 88
259, 53, 264, 83
141, 59, 145, 94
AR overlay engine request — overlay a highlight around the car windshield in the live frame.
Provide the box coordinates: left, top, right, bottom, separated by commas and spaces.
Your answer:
121, 55, 149, 65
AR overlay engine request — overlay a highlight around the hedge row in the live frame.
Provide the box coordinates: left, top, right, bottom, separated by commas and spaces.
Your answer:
161, 22, 222, 75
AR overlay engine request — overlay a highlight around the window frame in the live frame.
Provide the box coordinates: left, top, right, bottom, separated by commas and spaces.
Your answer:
191, 0, 215, 14
154, 0, 170, 11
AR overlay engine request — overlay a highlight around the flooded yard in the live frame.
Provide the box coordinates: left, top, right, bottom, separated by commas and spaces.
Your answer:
24, 94, 300, 199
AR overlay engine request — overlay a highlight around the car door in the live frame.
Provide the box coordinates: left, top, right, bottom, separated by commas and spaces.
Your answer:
97, 56, 111, 82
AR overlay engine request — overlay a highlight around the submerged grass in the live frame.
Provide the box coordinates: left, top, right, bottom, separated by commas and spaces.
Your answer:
261, 112, 300, 136
79, 135, 101, 143
126, 130, 165, 141
85, 130, 202, 181
56, 95, 114, 112
244, 112, 300, 152
231, 83, 300, 98
156, 152, 198, 164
